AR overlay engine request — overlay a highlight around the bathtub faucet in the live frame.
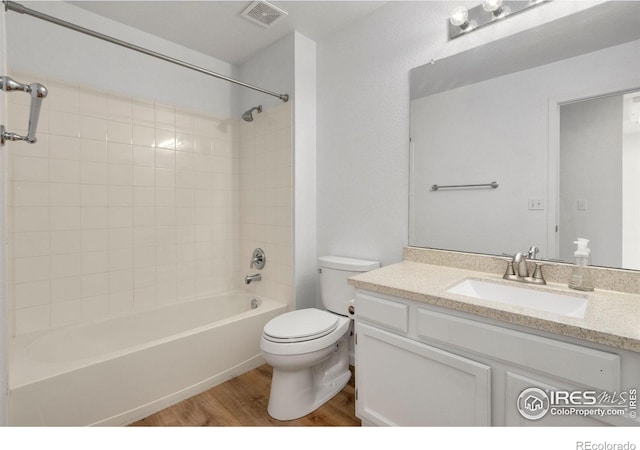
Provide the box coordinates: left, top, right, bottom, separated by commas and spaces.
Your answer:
245, 273, 262, 284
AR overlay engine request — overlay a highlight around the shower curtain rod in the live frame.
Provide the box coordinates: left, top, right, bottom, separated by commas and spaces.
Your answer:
3, 1, 290, 102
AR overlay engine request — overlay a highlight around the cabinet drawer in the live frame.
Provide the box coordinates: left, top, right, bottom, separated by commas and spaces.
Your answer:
356, 292, 408, 333
417, 307, 620, 392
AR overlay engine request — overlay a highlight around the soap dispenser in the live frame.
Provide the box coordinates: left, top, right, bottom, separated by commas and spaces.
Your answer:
568, 238, 594, 292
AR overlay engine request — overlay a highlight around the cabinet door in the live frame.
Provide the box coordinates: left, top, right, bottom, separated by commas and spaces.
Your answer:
504, 371, 620, 426
356, 323, 491, 426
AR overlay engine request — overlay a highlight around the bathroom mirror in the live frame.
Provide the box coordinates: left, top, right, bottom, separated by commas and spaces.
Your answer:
409, 1, 640, 270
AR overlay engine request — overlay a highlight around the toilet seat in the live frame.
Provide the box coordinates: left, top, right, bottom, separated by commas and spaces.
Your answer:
263, 309, 339, 343
261, 308, 351, 356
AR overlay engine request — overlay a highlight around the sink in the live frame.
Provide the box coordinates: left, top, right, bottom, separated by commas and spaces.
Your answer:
447, 278, 588, 318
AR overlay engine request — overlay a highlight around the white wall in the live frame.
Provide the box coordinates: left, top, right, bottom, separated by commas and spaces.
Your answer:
6, 1, 237, 117
293, 33, 317, 310
316, 1, 608, 267
238, 33, 294, 113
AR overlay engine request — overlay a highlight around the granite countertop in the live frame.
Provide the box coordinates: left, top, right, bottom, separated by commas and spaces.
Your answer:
348, 261, 640, 353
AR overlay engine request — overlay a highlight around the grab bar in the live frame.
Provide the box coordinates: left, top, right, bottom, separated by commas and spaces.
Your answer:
431, 181, 499, 191
1, 75, 48, 145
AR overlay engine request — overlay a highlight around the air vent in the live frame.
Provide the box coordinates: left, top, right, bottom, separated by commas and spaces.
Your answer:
240, 1, 288, 28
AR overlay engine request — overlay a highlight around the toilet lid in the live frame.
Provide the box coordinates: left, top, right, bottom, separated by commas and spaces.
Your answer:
263, 309, 339, 343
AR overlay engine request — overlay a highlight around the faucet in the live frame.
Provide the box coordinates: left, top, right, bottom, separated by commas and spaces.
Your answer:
245, 273, 262, 284
526, 245, 539, 260
503, 252, 546, 285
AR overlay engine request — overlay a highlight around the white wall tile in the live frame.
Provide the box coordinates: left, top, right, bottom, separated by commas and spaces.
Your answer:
51, 253, 82, 279
48, 111, 79, 137
81, 161, 108, 184
108, 96, 132, 123
50, 206, 81, 231
51, 299, 83, 328
79, 90, 107, 118
81, 229, 109, 252
82, 273, 109, 298
49, 135, 80, 161
15, 305, 50, 335
108, 164, 133, 185
50, 277, 82, 303
80, 139, 108, 163
12, 232, 50, 258
12, 207, 49, 232
133, 145, 155, 167
49, 159, 80, 183
108, 142, 133, 165
81, 185, 108, 207
14, 280, 50, 309
14, 255, 50, 283
155, 148, 175, 169
8, 76, 252, 335
107, 121, 133, 144
50, 183, 81, 207
155, 129, 175, 150
11, 156, 49, 182
79, 116, 107, 141
132, 100, 155, 127
81, 207, 109, 229
50, 230, 82, 255
11, 182, 49, 207
82, 251, 109, 275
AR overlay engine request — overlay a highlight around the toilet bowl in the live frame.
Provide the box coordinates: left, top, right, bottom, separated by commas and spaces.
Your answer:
260, 256, 380, 421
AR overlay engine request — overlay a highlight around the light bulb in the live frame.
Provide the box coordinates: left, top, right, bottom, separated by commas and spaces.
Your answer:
483, 0, 503, 12
483, 0, 505, 17
449, 6, 469, 27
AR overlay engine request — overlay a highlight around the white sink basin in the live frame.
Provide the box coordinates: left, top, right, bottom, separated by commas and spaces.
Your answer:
447, 278, 588, 318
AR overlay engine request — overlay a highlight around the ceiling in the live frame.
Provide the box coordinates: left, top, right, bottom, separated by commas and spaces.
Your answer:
70, 1, 387, 65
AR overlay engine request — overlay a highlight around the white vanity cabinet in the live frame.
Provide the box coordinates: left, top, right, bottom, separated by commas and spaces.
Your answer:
356, 322, 491, 426
354, 290, 639, 427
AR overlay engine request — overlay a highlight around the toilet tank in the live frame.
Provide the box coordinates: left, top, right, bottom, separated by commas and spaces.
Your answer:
318, 256, 380, 315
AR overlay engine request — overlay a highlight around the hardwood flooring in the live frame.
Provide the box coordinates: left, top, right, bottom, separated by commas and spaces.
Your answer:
130, 364, 360, 427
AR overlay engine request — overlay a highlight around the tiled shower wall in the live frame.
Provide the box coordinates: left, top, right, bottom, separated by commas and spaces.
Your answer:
239, 103, 293, 308
7, 72, 247, 336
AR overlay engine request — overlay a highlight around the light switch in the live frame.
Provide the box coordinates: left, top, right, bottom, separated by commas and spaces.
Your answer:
528, 198, 544, 210
577, 199, 588, 211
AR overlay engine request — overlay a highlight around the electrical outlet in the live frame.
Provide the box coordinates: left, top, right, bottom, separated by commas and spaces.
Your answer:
528, 198, 545, 210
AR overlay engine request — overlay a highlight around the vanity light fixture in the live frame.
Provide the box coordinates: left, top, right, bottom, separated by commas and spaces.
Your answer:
448, 0, 548, 40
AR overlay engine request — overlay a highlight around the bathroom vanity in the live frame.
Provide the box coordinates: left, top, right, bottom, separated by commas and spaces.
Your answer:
350, 248, 640, 427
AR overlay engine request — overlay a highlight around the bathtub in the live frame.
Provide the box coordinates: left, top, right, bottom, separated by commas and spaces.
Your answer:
8, 291, 286, 426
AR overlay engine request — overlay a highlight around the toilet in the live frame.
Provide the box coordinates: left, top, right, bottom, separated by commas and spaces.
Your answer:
260, 255, 380, 421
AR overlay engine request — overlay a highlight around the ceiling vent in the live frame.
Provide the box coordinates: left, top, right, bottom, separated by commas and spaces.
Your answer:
240, 1, 288, 28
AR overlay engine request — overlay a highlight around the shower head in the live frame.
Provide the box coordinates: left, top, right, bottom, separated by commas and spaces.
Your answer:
242, 105, 262, 122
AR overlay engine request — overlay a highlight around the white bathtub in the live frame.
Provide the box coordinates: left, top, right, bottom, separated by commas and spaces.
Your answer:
9, 292, 286, 426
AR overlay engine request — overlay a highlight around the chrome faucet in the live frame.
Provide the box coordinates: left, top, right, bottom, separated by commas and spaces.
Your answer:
503, 252, 546, 285
245, 273, 262, 284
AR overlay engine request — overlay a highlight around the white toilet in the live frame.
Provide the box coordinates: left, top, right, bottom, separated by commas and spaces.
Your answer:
260, 255, 380, 421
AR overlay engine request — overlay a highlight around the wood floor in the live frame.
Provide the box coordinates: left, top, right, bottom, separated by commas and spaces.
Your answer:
130, 364, 360, 426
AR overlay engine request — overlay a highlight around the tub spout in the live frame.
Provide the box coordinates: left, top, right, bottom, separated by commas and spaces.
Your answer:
245, 273, 262, 284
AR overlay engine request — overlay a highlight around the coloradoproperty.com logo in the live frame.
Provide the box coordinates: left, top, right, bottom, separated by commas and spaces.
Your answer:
517, 387, 637, 420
